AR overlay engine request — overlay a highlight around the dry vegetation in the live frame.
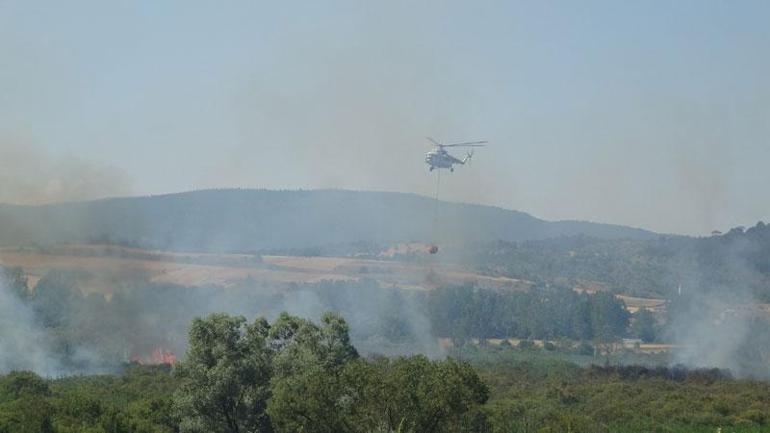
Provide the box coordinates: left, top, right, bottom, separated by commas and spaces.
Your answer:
0, 244, 528, 293
6, 244, 770, 328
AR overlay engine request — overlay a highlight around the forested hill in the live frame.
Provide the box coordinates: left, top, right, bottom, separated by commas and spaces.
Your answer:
460, 222, 770, 301
0, 189, 655, 252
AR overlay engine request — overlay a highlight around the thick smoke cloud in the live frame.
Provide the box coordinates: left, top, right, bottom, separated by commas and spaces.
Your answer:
668, 298, 752, 375
665, 232, 770, 378
0, 278, 61, 376
0, 140, 131, 205
0, 262, 443, 377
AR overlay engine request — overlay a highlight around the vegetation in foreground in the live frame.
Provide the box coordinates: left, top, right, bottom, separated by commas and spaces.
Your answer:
1, 313, 770, 433
477, 358, 770, 433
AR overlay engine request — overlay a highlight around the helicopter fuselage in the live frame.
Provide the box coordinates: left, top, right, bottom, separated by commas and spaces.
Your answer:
425, 149, 465, 171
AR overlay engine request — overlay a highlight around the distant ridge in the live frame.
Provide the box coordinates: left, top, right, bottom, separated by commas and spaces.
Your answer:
0, 189, 657, 252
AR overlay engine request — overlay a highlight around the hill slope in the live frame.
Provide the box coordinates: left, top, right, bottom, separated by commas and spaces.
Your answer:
0, 189, 656, 252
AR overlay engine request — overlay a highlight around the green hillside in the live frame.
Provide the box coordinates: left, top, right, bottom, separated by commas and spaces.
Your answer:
0, 189, 655, 252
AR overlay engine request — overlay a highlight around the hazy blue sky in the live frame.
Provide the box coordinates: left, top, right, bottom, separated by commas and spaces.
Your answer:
1, 1, 768, 234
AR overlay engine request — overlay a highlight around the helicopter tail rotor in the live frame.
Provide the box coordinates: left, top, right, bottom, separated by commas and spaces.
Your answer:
463, 150, 474, 165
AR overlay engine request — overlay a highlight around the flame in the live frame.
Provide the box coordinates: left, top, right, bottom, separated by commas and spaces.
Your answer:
130, 347, 177, 365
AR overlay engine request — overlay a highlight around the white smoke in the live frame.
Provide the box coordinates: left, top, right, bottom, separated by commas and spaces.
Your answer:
0, 140, 131, 205
668, 299, 751, 375
0, 278, 61, 376
665, 233, 770, 377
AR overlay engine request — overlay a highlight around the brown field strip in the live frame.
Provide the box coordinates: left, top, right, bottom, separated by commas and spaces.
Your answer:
0, 246, 529, 292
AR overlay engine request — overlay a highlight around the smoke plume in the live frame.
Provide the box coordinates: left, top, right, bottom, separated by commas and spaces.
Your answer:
0, 140, 131, 205
0, 276, 61, 376
665, 230, 770, 378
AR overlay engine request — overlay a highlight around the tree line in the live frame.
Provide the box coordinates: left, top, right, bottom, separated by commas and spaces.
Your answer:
423, 284, 632, 344
0, 312, 490, 433
0, 266, 652, 376
458, 221, 770, 301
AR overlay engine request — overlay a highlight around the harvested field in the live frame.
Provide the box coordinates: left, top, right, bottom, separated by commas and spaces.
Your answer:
0, 245, 529, 292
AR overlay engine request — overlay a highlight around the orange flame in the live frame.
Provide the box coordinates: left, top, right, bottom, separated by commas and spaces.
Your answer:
131, 347, 177, 365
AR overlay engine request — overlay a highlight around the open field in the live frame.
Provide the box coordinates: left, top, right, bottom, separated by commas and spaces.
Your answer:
617, 294, 667, 313
442, 338, 678, 354
0, 244, 530, 293
5, 244, 770, 324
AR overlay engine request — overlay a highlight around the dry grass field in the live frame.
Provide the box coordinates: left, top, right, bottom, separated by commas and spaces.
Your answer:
616, 294, 667, 313
6, 244, 768, 326
0, 244, 529, 293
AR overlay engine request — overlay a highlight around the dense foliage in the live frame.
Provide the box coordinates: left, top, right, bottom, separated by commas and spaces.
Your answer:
424, 285, 630, 343
0, 312, 491, 433
0, 366, 178, 433
477, 356, 770, 433
173, 312, 488, 433
2, 345, 769, 433
462, 221, 770, 301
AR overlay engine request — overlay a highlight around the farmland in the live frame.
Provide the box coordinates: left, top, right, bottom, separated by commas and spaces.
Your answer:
0, 244, 530, 292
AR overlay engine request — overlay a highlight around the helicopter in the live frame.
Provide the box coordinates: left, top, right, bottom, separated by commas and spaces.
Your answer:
424, 137, 487, 172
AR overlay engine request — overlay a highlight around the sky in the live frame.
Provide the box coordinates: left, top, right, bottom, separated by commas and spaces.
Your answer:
1, 1, 768, 235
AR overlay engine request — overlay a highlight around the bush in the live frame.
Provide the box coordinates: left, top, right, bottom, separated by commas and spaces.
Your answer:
517, 340, 536, 350
575, 342, 595, 356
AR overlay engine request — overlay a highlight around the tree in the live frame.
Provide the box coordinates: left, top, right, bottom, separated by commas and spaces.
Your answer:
0, 372, 55, 433
631, 308, 657, 343
174, 311, 489, 433
30, 270, 80, 328
0, 371, 51, 400
589, 292, 629, 342
266, 312, 360, 433
0, 267, 28, 300
366, 356, 490, 433
173, 313, 273, 433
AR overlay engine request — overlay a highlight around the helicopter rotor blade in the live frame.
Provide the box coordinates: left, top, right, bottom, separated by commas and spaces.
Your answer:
443, 140, 487, 148
445, 144, 486, 147
426, 137, 443, 146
